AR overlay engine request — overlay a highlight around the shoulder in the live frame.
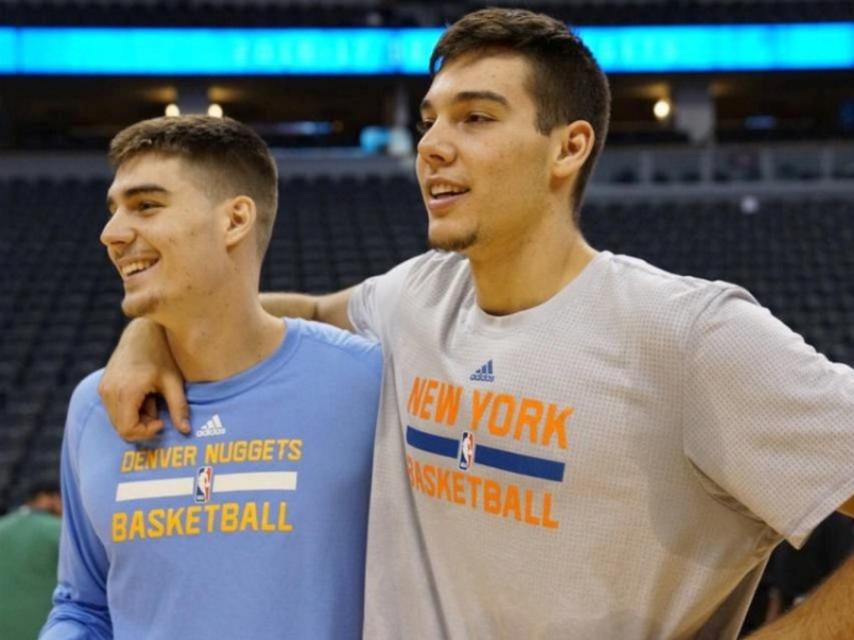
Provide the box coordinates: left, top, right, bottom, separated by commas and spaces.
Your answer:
292, 319, 382, 375
373, 251, 472, 311
608, 253, 732, 297
29, 511, 62, 540
404, 250, 469, 287
607, 253, 750, 319
68, 369, 106, 425
349, 252, 468, 340
599, 253, 757, 355
365, 250, 467, 291
0, 509, 23, 535
63, 369, 111, 450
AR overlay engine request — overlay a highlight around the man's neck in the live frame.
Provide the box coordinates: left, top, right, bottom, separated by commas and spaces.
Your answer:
467, 214, 597, 316
161, 291, 285, 383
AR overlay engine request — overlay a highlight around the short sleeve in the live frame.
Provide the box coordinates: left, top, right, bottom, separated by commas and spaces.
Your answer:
683, 287, 854, 548
348, 255, 422, 347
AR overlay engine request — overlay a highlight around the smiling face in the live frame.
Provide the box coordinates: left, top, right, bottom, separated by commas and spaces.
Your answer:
102, 153, 230, 320
416, 51, 565, 255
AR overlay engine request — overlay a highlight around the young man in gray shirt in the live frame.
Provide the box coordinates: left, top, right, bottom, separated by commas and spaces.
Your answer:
99, 8, 854, 638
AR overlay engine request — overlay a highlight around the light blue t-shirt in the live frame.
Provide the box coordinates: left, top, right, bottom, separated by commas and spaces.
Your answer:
42, 318, 382, 640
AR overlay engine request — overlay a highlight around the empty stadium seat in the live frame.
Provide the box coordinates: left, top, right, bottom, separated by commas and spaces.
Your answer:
2, 173, 854, 512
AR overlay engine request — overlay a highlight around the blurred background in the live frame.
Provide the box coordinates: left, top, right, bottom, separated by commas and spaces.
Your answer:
0, 0, 853, 634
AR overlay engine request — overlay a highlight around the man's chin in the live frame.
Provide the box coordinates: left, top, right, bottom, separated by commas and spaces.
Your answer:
121, 294, 158, 319
428, 230, 479, 253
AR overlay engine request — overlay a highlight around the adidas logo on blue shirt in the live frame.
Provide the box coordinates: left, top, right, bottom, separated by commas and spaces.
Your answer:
195, 414, 226, 438
469, 360, 495, 382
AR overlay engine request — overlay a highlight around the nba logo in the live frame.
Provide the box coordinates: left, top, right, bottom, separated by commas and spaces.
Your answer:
194, 466, 213, 504
459, 432, 475, 470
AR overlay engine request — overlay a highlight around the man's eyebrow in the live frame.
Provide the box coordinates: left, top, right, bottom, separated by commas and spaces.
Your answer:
106, 184, 170, 212
420, 90, 510, 112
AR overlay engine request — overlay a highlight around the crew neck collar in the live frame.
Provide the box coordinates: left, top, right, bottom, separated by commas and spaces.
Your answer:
185, 317, 301, 404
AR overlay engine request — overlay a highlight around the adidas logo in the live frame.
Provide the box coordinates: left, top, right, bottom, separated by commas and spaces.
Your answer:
469, 360, 495, 382
195, 414, 226, 438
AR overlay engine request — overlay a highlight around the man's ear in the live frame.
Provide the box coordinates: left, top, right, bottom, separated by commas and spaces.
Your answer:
224, 195, 257, 249
553, 120, 595, 180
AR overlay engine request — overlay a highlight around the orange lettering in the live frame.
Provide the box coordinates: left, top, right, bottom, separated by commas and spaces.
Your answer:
484, 479, 502, 514
466, 475, 482, 508
542, 492, 560, 529
542, 404, 572, 449
488, 394, 515, 437
407, 377, 426, 417
406, 455, 415, 486
514, 398, 543, 443
523, 489, 541, 526
470, 390, 493, 430
435, 384, 463, 427
422, 464, 436, 497
452, 472, 465, 505
419, 379, 439, 420
502, 484, 521, 521
436, 466, 451, 501
413, 459, 426, 493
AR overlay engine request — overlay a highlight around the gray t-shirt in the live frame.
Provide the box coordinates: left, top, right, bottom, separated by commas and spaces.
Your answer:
349, 250, 854, 639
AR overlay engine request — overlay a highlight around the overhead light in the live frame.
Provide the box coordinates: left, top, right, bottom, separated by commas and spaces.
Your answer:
653, 98, 671, 120
207, 103, 224, 118
165, 103, 180, 117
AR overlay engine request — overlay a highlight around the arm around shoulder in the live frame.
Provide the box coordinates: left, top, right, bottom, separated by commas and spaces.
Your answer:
261, 287, 356, 332
269, 254, 423, 341
99, 317, 190, 439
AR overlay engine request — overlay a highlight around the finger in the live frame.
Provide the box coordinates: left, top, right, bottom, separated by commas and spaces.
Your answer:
161, 375, 191, 435
125, 418, 165, 442
98, 378, 124, 433
114, 389, 150, 441
142, 395, 158, 420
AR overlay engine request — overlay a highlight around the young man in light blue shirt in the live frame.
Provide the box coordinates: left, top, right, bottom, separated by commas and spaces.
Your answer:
41, 115, 381, 639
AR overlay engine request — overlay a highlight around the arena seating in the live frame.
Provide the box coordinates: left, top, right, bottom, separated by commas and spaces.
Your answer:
2, 172, 854, 511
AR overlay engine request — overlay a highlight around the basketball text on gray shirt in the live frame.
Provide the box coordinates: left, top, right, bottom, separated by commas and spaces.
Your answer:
350, 250, 854, 639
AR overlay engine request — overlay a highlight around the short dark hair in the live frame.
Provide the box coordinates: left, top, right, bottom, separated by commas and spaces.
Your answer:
109, 115, 279, 258
25, 479, 60, 502
430, 8, 611, 219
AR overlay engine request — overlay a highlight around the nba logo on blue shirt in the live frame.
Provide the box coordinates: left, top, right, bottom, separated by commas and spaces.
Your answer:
194, 466, 213, 503
459, 432, 475, 470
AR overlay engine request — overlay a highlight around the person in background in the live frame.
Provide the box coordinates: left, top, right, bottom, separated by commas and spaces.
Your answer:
0, 479, 62, 640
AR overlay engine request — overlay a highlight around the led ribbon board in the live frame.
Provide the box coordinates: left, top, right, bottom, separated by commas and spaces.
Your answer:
0, 23, 852, 75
